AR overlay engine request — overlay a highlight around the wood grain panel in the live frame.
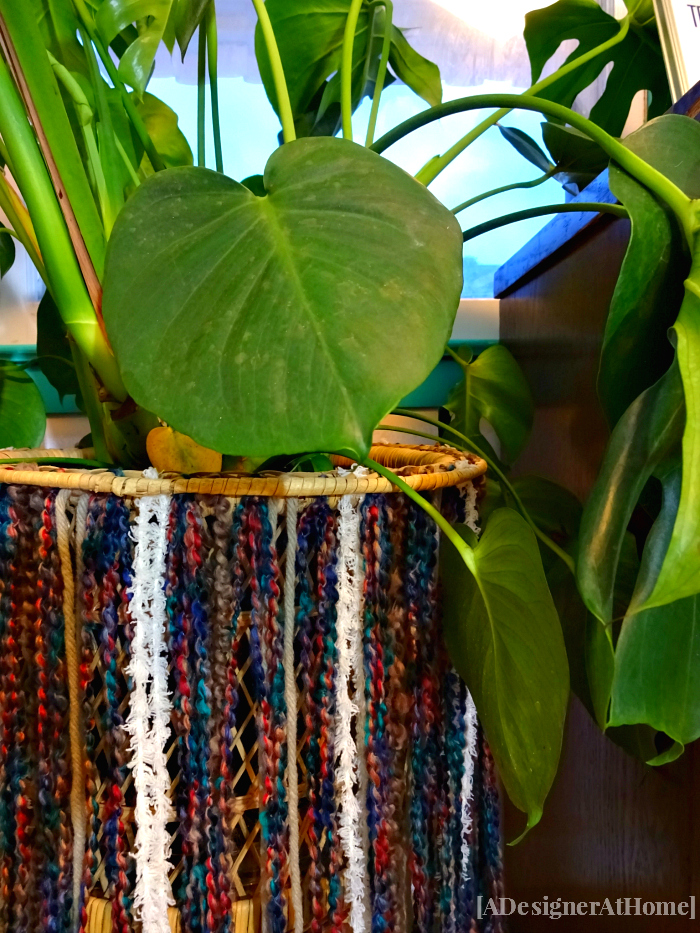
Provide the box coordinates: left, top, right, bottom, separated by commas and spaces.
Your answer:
497, 208, 700, 931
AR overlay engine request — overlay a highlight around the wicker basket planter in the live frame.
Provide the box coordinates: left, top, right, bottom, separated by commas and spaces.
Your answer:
0, 444, 504, 933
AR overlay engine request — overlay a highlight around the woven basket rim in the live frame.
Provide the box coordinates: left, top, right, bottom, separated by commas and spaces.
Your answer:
0, 443, 486, 498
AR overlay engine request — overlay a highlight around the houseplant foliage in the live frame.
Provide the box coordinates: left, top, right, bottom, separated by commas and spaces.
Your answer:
0, 0, 694, 836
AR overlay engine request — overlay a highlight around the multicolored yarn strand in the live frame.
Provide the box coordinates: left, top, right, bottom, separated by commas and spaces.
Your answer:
33, 489, 73, 933
404, 495, 442, 933
245, 497, 287, 933
361, 494, 394, 933
0, 488, 16, 933
78, 495, 107, 933
166, 495, 216, 933
205, 494, 239, 933
480, 732, 505, 933
8, 487, 38, 933
98, 495, 134, 933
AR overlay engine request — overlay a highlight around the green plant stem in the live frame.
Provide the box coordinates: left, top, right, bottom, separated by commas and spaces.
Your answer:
0, 174, 47, 283
0, 49, 125, 400
250, 0, 295, 143
80, 28, 123, 235
392, 408, 576, 573
342, 0, 365, 140
197, 22, 206, 167
462, 202, 628, 241
362, 455, 477, 572
69, 342, 112, 463
364, 0, 393, 147
452, 168, 556, 214
0, 457, 108, 467
115, 136, 140, 187
372, 93, 694, 241
413, 14, 631, 186
72, 0, 166, 173
47, 50, 111, 217
206, 2, 224, 172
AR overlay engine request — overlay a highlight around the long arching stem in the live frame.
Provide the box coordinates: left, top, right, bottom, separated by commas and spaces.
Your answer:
372, 93, 694, 241
414, 14, 631, 186
341, 0, 365, 140
250, 0, 296, 142
364, 0, 393, 147
390, 409, 576, 572
462, 202, 628, 241
452, 168, 556, 214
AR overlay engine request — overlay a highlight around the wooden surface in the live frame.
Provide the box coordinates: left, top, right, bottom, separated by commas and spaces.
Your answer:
497, 201, 700, 930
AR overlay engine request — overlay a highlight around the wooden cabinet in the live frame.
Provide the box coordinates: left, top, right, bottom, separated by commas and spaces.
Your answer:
495, 86, 700, 929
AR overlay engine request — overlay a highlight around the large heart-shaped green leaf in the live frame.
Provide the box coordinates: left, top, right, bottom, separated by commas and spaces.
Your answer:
0, 360, 46, 448
577, 362, 684, 624
524, 0, 669, 136
445, 345, 534, 465
441, 510, 569, 837
102, 136, 463, 457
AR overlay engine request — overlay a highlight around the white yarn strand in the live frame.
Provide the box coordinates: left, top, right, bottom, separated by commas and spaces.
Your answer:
284, 498, 304, 933
125, 470, 174, 932
334, 493, 368, 933
460, 690, 479, 881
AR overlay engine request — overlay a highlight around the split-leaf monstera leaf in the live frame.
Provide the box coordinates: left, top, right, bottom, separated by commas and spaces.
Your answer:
524, 0, 670, 137
102, 136, 463, 457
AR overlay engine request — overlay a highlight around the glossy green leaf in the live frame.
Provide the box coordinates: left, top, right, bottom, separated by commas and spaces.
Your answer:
641, 270, 700, 608
102, 136, 463, 457
0, 361, 46, 448
510, 475, 582, 545
498, 125, 552, 173
134, 91, 193, 171
36, 289, 82, 404
629, 456, 680, 611
577, 362, 684, 624
622, 114, 700, 198
0, 231, 15, 279
611, 117, 700, 610
36, 0, 87, 73
172, 0, 211, 58
445, 344, 534, 465
611, 591, 700, 757
255, 0, 439, 134
441, 511, 569, 836
524, 0, 670, 136
598, 167, 685, 425
255, 0, 369, 120
96, 0, 175, 96
541, 123, 608, 193
388, 25, 441, 107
